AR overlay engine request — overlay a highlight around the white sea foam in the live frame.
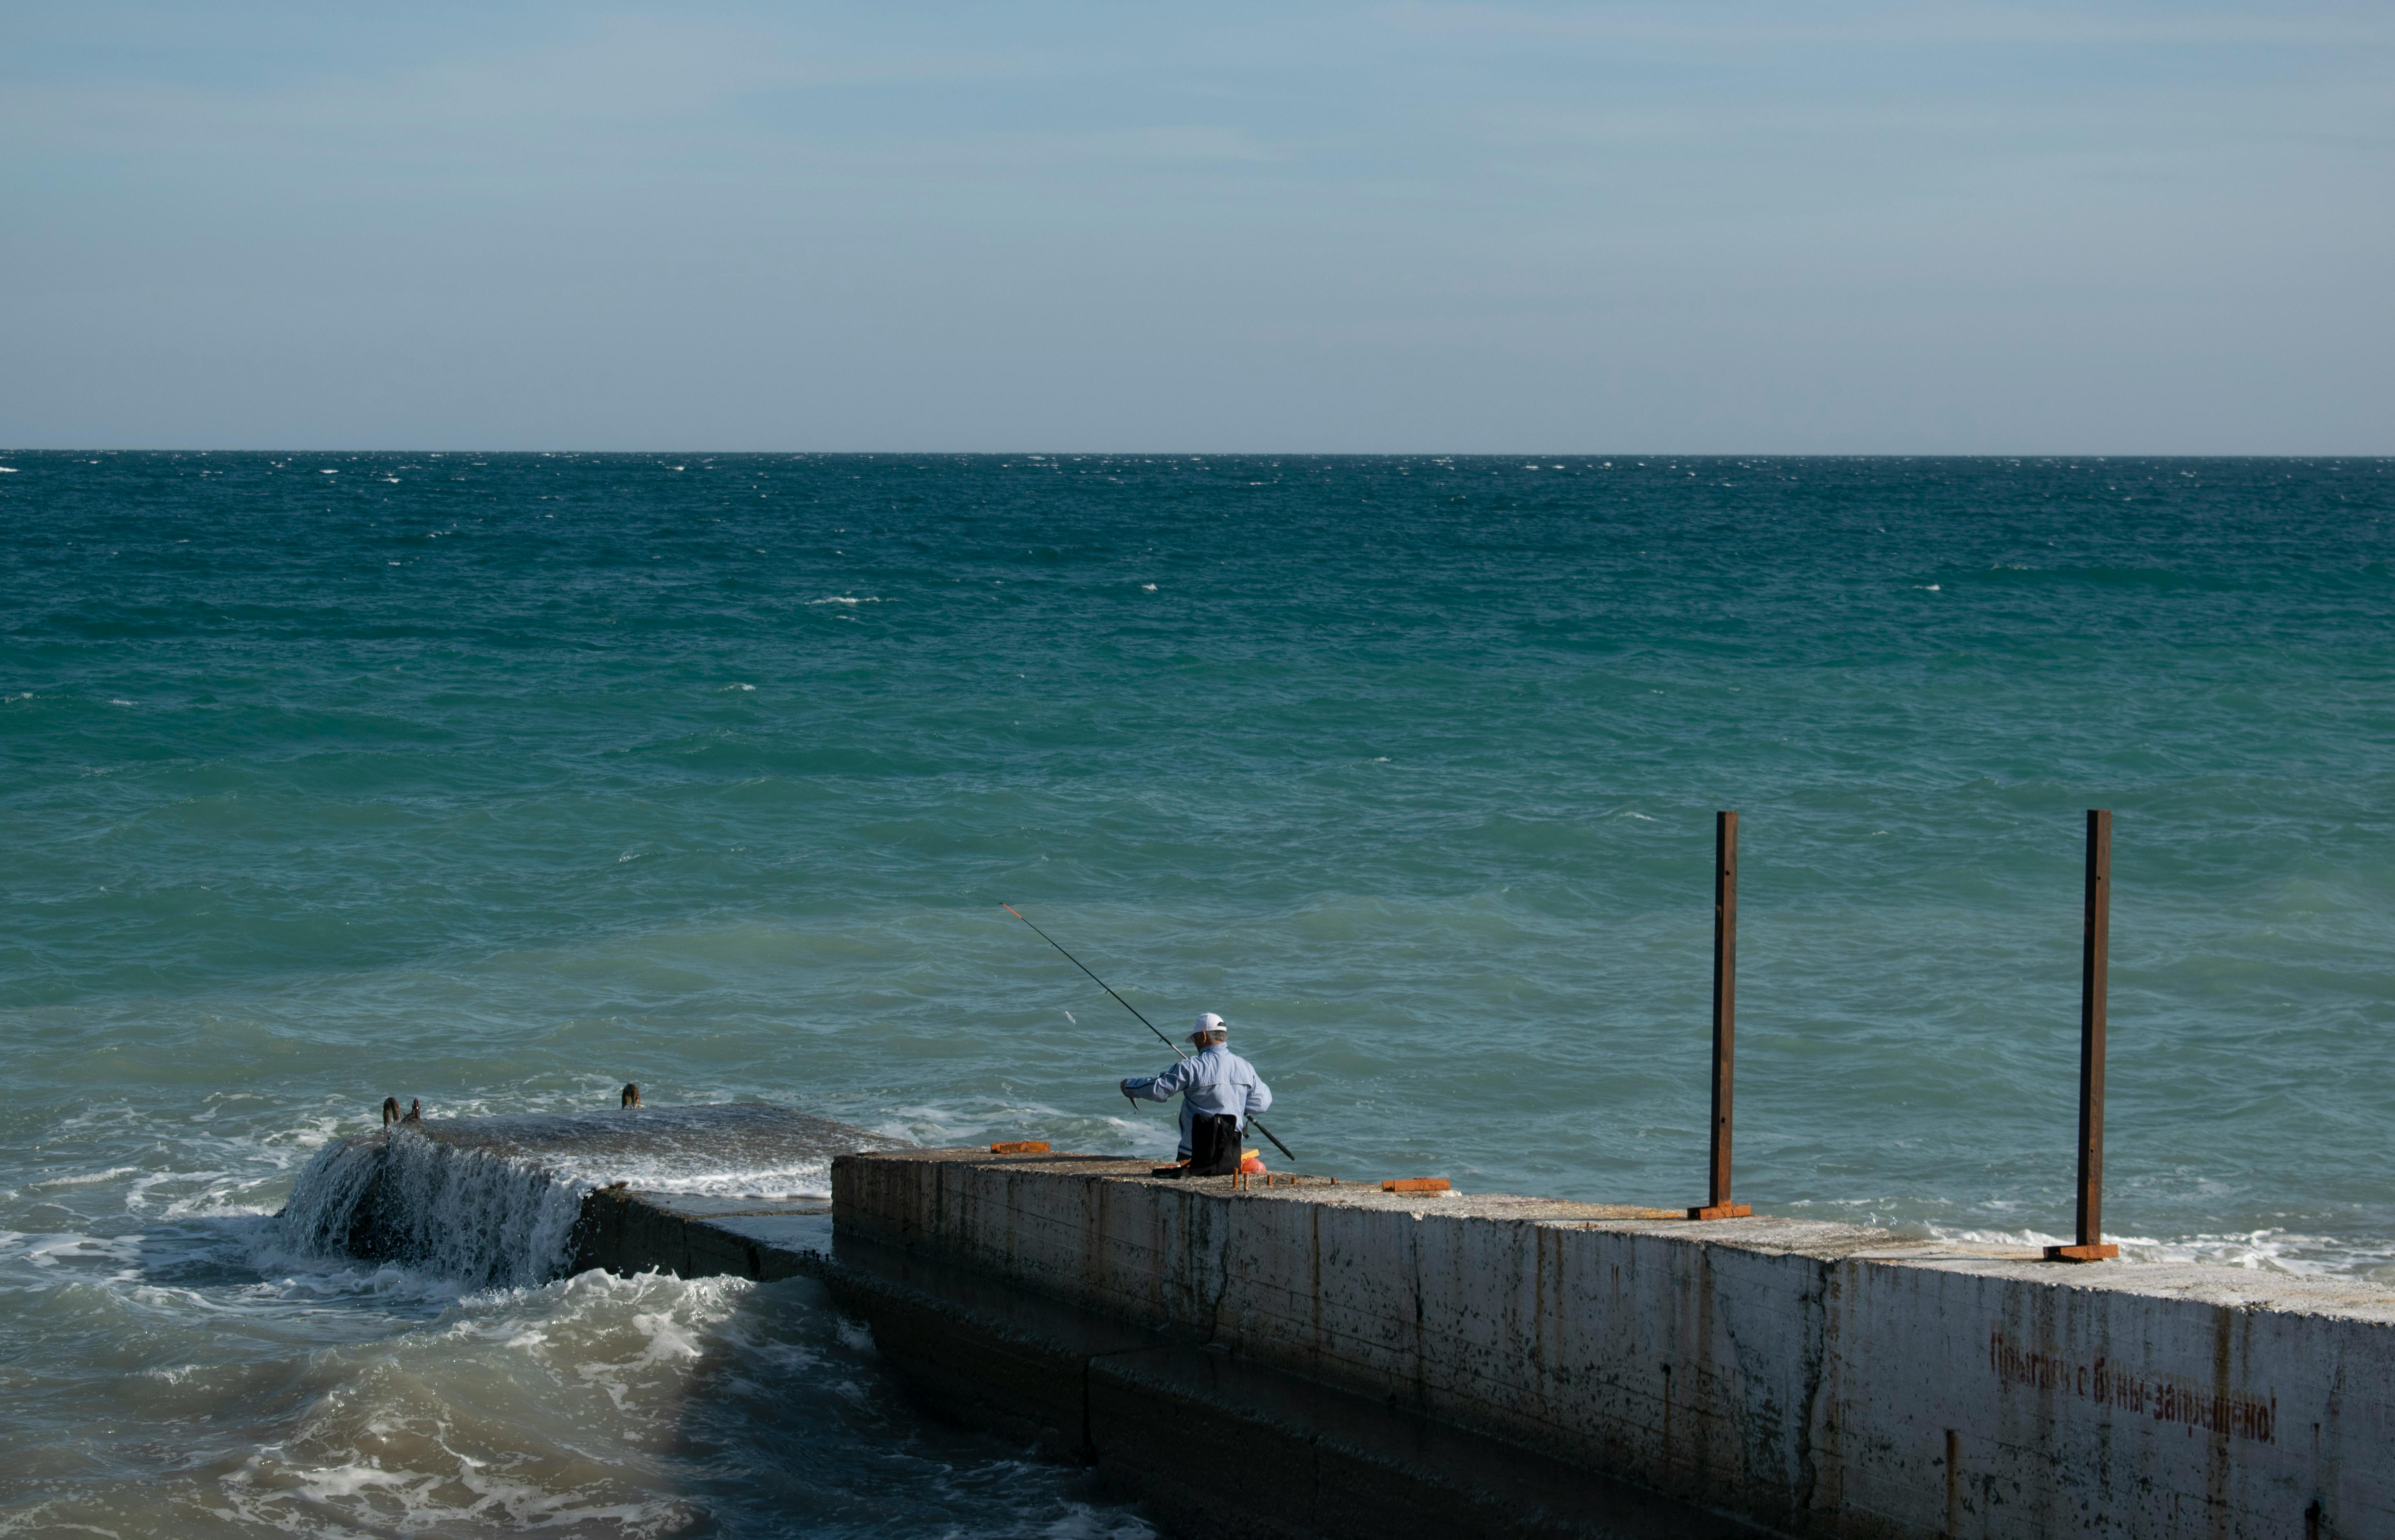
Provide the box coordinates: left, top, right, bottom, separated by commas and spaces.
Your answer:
27, 1165, 142, 1190
807, 595, 886, 605
216, 1448, 697, 1538
1925, 1223, 2395, 1279
3, 1230, 142, 1274
2138, 1230, 2395, 1277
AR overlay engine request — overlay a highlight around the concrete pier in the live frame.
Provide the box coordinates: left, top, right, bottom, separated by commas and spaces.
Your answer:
577, 1166, 1746, 1538
828, 1148, 2395, 1540
293, 1115, 2395, 1539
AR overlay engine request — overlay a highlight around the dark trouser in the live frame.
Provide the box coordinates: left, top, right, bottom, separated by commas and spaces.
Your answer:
1188, 1112, 1243, 1176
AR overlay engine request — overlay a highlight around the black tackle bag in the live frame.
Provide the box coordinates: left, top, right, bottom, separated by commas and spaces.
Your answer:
1188, 1112, 1243, 1176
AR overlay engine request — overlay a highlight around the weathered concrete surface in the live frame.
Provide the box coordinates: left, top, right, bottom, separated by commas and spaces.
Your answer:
835, 1148, 2395, 1540
820, 1221, 1761, 1540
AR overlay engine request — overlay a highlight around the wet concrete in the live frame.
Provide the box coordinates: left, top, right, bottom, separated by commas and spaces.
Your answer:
395, 1102, 901, 1176
573, 1186, 833, 1281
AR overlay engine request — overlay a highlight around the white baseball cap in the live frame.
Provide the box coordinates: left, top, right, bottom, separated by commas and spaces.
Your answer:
1189, 1012, 1227, 1042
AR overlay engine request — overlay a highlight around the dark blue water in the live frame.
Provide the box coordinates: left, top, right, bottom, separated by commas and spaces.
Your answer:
3, 451, 2391, 1534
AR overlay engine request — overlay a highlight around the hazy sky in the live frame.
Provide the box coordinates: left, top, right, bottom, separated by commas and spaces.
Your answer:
4, 2, 2388, 451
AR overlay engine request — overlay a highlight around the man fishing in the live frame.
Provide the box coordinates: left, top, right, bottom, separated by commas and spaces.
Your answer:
1120, 1012, 1273, 1175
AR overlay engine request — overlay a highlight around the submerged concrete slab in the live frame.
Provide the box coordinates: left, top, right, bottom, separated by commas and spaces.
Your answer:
572, 1187, 836, 1281
833, 1148, 2395, 1540
282, 1102, 898, 1286
396, 1102, 902, 1185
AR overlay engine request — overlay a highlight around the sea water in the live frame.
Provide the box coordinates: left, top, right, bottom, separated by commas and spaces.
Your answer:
2, 452, 2390, 1534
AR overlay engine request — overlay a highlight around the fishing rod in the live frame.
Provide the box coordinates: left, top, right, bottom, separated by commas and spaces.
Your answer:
1002, 903, 1295, 1162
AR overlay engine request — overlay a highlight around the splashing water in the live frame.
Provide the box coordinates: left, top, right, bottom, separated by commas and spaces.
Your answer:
276, 1128, 592, 1289
1, 1097, 1151, 1538
273, 1106, 903, 1291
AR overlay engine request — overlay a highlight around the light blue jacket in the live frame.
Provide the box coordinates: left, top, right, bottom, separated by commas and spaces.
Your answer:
1123, 1043, 1273, 1159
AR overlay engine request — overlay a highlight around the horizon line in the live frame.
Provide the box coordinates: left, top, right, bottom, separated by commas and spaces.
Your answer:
5, 448, 2391, 462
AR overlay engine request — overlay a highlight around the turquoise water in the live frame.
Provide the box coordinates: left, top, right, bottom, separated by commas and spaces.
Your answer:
3, 451, 2392, 1534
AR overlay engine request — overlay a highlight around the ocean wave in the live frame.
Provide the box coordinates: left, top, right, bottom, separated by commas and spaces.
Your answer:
1927, 1223, 2395, 1279
24, 1165, 142, 1190
276, 1129, 587, 1289
0, 1229, 143, 1274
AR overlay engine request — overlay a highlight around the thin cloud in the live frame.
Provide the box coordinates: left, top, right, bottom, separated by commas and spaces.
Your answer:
1377, 1, 2395, 50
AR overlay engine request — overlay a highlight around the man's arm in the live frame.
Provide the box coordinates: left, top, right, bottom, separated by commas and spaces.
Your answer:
1244, 1073, 1273, 1119
1122, 1058, 1195, 1104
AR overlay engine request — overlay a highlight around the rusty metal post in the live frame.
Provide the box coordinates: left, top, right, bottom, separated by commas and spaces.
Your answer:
2047, 809, 2118, 1262
1690, 811, 1750, 1221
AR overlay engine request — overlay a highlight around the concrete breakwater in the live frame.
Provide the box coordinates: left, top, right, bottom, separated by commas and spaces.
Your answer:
832, 1148, 2395, 1540
291, 1115, 2395, 1539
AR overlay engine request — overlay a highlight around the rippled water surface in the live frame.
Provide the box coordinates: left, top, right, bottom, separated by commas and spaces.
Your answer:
3, 451, 2392, 1533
